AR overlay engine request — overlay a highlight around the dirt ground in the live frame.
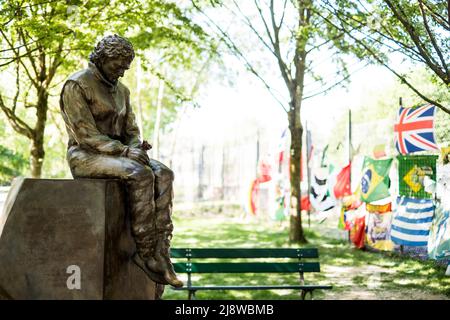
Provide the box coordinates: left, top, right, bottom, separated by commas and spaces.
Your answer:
321, 264, 449, 300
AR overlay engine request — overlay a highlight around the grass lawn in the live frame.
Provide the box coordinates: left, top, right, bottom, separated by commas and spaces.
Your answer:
162, 205, 450, 300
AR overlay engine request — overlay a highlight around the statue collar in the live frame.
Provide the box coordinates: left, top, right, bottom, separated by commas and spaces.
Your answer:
88, 62, 118, 93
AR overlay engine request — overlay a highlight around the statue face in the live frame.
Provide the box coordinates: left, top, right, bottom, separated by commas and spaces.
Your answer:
100, 56, 131, 82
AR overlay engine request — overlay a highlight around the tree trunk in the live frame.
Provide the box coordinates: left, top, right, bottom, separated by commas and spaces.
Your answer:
288, 109, 307, 243
285, 0, 310, 243
30, 88, 48, 178
30, 139, 44, 178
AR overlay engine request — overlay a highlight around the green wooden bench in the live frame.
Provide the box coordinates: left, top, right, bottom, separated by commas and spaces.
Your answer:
170, 248, 332, 300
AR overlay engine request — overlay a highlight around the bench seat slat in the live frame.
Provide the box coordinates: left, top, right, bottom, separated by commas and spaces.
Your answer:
171, 248, 318, 258
173, 285, 332, 291
174, 262, 320, 273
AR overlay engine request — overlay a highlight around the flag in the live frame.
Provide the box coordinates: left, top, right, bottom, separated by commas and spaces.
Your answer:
343, 194, 363, 211
320, 145, 329, 167
334, 163, 351, 198
437, 164, 450, 210
248, 179, 259, 215
360, 157, 392, 203
350, 215, 366, 249
310, 174, 335, 212
398, 155, 438, 199
249, 160, 273, 216
366, 203, 394, 251
391, 197, 434, 247
429, 165, 450, 259
441, 147, 450, 165
277, 129, 288, 166
301, 194, 311, 211
373, 144, 387, 159
339, 194, 363, 230
366, 202, 392, 214
272, 176, 290, 221
342, 203, 365, 231
428, 206, 450, 260
394, 104, 439, 155
338, 206, 346, 229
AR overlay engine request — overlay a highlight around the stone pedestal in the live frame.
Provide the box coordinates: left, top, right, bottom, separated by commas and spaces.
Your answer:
0, 178, 161, 300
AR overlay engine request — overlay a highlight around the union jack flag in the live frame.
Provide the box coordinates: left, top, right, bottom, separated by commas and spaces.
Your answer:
394, 104, 439, 155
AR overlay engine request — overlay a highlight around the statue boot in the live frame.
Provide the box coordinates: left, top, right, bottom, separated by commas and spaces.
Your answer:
132, 241, 169, 286
145, 234, 183, 288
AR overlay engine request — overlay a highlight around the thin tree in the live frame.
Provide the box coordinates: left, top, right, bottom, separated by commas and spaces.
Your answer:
0, 0, 211, 177
192, 0, 367, 242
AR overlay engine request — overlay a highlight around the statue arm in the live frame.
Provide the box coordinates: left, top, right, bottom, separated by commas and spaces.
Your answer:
61, 80, 128, 156
123, 87, 142, 149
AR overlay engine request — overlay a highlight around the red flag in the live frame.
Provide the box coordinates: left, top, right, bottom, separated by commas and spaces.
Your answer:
256, 160, 272, 183
301, 195, 311, 211
333, 163, 351, 198
350, 215, 366, 249
249, 179, 259, 215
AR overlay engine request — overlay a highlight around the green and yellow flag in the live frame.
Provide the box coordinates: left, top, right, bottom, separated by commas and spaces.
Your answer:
398, 155, 438, 199
360, 157, 392, 203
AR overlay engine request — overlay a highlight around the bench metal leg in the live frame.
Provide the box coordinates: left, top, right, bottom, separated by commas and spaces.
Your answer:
188, 290, 197, 300
301, 289, 313, 300
301, 290, 306, 300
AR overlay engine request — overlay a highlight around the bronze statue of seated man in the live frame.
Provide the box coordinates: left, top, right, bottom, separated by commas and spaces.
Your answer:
59, 34, 183, 288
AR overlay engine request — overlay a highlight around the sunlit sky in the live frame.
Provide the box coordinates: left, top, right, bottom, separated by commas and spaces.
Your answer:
176, 55, 399, 150
171, 1, 413, 153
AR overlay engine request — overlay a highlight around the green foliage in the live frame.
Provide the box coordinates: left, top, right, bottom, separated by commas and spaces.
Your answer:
0, 0, 217, 178
0, 0, 213, 70
0, 144, 27, 185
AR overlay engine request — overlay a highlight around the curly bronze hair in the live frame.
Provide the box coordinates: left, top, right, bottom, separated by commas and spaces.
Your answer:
89, 34, 135, 66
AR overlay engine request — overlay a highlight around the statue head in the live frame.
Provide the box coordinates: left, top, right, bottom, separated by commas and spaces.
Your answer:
89, 34, 135, 83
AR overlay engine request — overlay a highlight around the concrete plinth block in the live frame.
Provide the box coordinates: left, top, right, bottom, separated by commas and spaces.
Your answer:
0, 178, 160, 299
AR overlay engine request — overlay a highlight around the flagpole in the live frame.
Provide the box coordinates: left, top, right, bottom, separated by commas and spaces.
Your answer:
399, 97, 404, 255
348, 108, 352, 243
306, 121, 311, 228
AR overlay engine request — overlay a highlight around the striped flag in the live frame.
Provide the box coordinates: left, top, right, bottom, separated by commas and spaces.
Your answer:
391, 197, 435, 247
394, 104, 439, 155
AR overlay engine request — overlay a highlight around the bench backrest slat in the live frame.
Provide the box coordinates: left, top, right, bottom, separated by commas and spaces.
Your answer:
173, 262, 320, 273
171, 248, 318, 259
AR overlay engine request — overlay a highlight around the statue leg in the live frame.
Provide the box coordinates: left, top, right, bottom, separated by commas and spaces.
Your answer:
67, 149, 158, 267
144, 159, 183, 287
67, 148, 182, 287
148, 159, 174, 239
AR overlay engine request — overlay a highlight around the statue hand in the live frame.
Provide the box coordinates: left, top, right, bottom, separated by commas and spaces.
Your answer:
127, 147, 150, 165
141, 140, 152, 151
